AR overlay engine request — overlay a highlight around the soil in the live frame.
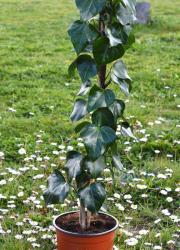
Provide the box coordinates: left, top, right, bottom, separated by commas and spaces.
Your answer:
56, 212, 117, 234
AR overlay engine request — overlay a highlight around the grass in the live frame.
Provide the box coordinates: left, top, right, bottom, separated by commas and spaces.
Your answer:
0, 0, 179, 249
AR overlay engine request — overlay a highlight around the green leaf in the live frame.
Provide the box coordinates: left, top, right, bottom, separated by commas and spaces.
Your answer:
68, 60, 77, 77
75, 121, 91, 134
93, 37, 125, 65
111, 143, 123, 171
125, 0, 137, 12
116, 0, 137, 25
77, 55, 98, 82
87, 85, 115, 112
79, 182, 106, 213
65, 151, 83, 180
111, 74, 131, 96
77, 80, 91, 96
92, 107, 116, 130
43, 170, 69, 205
109, 99, 125, 119
76, 170, 91, 189
75, 0, 106, 21
123, 31, 135, 50
120, 80, 131, 95
68, 20, 99, 54
80, 124, 116, 159
70, 99, 87, 122
106, 23, 132, 47
85, 156, 106, 178
121, 122, 137, 140
68, 55, 98, 82
112, 154, 123, 171
112, 60, 131, 81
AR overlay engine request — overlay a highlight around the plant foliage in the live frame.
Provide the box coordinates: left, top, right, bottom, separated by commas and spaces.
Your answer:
44, 0, 137, 228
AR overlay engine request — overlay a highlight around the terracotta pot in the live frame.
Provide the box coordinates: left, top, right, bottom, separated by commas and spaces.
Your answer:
53, 211, 119, 250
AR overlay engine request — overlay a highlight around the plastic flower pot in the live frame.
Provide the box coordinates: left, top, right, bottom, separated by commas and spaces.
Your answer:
53, 211, 119, 250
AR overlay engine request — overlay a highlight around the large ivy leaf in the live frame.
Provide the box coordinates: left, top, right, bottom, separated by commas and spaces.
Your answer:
65, 151, 83, 180
77, 55, 98, 82
124, 0, 137, 12
77, 80, 91, 96
76, 170, 91, 189
116, 0, 137, 25
85, 156, 106, 178
111, 143, 123, 171
80, 124, 116, 159
78, 182, 106, 212
75, 0, 106, 21
109, 99, 125, 119
121, 122, 137, 140
111, 74, 131, 96
120, 80, 131, 95
93, 37, 125, 65
112, 60, 131, 81
70, 99, 87, 122
75, 121, 91, 134
111, 60, 132, 95
87, 85, 115, 112
106, 23, 132, 47
112, 154, 124, 171
92, 107, 116, 130
43, 170, 69, 204
68, 59, 77, 77
123, 31, 135, 50
68, 55, 98, 82
68, 20, 99, 54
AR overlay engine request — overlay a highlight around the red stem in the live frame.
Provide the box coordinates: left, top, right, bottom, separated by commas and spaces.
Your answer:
98, 12, 107, 89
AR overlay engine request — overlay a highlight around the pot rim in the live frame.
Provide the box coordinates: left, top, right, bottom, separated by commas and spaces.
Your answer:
53, 210, 119, 237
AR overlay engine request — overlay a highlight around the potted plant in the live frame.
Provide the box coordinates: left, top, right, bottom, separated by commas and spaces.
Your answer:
44, 0, 137, 249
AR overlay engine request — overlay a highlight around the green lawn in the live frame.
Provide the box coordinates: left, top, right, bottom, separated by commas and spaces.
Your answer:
0, 0, 179, 249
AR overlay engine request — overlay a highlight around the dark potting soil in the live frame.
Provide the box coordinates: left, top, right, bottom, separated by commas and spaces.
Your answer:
56, 212, 116, 234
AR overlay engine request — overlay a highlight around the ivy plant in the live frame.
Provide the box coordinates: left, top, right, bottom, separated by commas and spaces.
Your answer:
44, 0, 137, 230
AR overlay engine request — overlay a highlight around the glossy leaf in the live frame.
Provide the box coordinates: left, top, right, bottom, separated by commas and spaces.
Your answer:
111, 74, 131, 96
93, 37, 125, 65
116, 0, 137, 25
77, 55, 98, 82
43, 170, 69, 205
85, 156, 106, 178
79, 182, 106, 212
68, 59, 77, 77
76, 170, 91, 189
112, 154, 123, 171
75, 0, 106, 21
68, 20, 99, 54
75, 121, 91, 134
111, 60, 132, 95
120, 80, 131, 96
111, 143, 123, 171
70, 99, 87, 122
68, 55, 97, 82
80, 124, 116, 159
112, 60, 131, 81
77, 80, 91, 96
65, 151, 83, 180
106, 23, 132, 47
109, 99, 125, 119
121, 122, 137, 140
92, 107, 116, 130
87, 85, 115, 112
123, 31, 135, 50
125, 0, 137, 12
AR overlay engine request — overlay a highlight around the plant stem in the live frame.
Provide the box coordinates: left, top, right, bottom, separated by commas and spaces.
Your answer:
98, 12, 106, 89
86, 210, 92, 229
79, 203, 86, 230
